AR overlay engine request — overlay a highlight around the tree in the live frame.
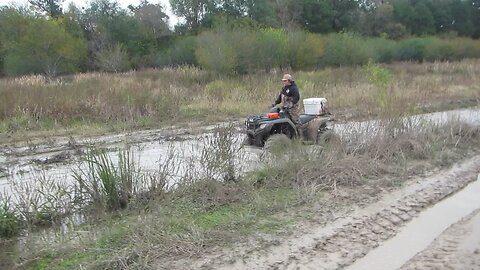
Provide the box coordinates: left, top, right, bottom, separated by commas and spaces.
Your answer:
28, 0, 64, 18
393, 0, 414, 34
0, 7, 33, 75
301, 0, 334, 33
4, 18, 87, 77
410, 2, 435, 35
449, 0, 474, 36
246, 0, 277, 26
128, 0, 171, 38
170, 0, 215, 32
272, 0, 302, 29
473, 0, 480, 38
330, 0, 359, 32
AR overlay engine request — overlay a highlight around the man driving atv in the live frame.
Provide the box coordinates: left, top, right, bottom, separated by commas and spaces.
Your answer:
272, 74, 301, 130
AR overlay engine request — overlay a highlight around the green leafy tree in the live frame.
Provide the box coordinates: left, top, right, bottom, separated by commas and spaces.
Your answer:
473, 0, 480, 38
195, 29, 238, 73
246, 0, 277, 26
449, 0, 474, 36
411, 2, 435, 35
4, 18, 87, 77
0, 7, 32, 75
170, 0, 215, 32
393, 0, 414, 34
128, 0, 171, 39
301, 0, 334, 33
29, 0, 64, 18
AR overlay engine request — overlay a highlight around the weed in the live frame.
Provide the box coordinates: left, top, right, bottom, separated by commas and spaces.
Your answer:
7, 172, 77, 227
73, 148, 140, 210
0, 197, 19, 238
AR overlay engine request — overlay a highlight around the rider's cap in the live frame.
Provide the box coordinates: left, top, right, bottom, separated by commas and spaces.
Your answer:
281, 74, 293, 82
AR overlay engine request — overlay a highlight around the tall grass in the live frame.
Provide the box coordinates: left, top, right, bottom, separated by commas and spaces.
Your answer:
0, 197, 19, 238
73, 148, 140, 210
1, 60, 479, 139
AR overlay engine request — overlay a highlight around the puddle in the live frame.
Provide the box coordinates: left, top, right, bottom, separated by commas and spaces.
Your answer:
0, 107, 479, 199
347, 173, 480, 270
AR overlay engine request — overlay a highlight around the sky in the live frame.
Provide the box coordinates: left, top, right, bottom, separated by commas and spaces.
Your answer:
0, 0, 180, 26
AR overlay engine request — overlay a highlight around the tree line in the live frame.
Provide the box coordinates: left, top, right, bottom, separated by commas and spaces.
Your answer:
0, 0, 479, 76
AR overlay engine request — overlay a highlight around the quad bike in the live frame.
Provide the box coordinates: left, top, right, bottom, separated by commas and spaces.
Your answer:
244, 105, 337, 147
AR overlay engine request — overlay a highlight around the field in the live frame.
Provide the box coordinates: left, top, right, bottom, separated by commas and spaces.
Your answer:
1, 60, 479, 143
0, 60, 479, 269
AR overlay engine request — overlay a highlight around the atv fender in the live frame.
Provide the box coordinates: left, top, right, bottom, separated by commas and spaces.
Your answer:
265, 118, 298, 138
305, 117, 333, 141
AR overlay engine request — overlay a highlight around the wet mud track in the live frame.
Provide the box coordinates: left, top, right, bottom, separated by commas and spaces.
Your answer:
176, 156, 480, 270
401, 209, 480, 270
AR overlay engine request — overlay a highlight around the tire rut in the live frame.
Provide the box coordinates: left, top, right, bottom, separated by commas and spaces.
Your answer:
206, 156, 480, 270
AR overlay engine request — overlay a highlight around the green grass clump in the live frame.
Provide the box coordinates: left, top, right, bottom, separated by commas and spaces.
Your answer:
0, 199, 19, 238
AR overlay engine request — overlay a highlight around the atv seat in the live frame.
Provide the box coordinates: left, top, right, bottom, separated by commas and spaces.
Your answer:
299, 114, 317, 125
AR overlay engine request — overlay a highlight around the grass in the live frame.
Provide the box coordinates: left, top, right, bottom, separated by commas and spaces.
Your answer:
1, 60, 480, 268
1, 60, 479, 143
0, 198, 19, 238
8, 115, 478, 269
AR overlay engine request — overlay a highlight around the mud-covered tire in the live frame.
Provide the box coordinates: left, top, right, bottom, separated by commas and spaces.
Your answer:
243, 135, 255, 146
316, 130, 341, 145
264, 134, 291, 152
243, 135, 263, 147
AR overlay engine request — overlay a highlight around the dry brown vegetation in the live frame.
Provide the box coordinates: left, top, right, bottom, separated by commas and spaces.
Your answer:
1, 60, 480, 269
0, 60, 479, 142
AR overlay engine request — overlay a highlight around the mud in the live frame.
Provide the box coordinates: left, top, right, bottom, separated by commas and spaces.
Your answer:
1, 107, 478, 198
165, 156, 480, 270
348, 173, 480, 270
401, 208, 480, 270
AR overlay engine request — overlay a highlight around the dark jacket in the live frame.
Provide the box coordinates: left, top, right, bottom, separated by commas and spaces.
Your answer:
274, 82, 300, 105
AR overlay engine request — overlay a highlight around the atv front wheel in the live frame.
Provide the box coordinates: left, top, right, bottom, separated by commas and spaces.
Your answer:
243, 135, 263, 147
316, 130, 341, 145
264, 134, 291, 152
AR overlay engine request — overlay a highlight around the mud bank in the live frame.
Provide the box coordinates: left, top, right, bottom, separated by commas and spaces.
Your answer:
167, 156, 480, 270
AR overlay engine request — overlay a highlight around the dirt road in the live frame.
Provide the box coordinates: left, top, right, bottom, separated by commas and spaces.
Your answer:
165, 156, 480, 270
401, 209, 480, 270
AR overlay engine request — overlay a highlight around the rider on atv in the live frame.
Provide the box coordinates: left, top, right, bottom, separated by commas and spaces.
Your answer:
273, 74, 301, 132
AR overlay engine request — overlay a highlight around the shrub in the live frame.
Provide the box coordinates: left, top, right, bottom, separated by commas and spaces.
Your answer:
393, 38, 429, 62
321, 32, 372, 66
0, 198, 19, 238
94, 43, 131, 73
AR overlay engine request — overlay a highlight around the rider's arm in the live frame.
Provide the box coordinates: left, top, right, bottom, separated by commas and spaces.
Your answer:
273, 92, 282, 105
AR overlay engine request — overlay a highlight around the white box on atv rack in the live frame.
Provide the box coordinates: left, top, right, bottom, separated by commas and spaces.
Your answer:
303, 98, 327, 115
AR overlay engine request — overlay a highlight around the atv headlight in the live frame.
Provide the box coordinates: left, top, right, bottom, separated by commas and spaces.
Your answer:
259, 123, 267, 129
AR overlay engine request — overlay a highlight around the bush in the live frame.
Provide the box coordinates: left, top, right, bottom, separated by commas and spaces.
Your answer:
393, 38, 429, 62
0, 199, 19, 238
94, 43, 131, 73
157, 36, 197, 67
286, 31, 325, 70
321, 32, 372, 66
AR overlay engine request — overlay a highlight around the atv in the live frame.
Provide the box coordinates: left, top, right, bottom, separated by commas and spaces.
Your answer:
244, 105, 336, 147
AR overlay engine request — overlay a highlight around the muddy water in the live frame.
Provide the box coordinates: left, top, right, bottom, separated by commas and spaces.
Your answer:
335, 107, 480, 142
0, 107, 479, 198
347, 173, 480, 270
0, 132, 262, 198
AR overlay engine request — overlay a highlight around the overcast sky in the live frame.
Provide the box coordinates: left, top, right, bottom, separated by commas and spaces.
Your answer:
0, 0, 179, 26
